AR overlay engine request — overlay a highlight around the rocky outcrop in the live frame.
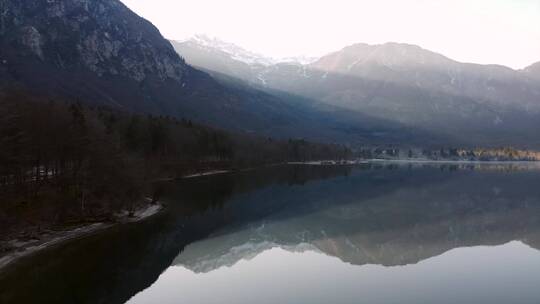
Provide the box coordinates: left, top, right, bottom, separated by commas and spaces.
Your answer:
0, 0, 186, 83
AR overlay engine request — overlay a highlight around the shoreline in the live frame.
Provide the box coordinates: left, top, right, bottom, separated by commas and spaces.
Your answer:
156, 158, 540, 182
0, 167, 266, 273
0, 200, 164, 273
366, 158, 540, 165
288, 159, 540, 165
3, 159, 538, 272
182, 170, 231, 179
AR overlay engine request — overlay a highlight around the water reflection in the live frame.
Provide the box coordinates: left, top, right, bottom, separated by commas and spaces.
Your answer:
130, 242, 540, 304
0, 165, 352, 304
1, 163, 540, 304
173, 164, 540, 271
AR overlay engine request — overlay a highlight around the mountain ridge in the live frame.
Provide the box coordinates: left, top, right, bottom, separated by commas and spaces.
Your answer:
173, 37, 540, 148
175, 36, 538, 72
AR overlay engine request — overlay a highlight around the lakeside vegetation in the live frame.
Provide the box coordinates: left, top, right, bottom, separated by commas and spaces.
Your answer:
359, 147, 540, 162
0, 92, 352, 243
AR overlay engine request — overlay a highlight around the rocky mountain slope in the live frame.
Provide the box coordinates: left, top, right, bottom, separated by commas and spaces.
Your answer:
0, 0, 187, 108
170, 36, 313, 87
0, 0, 436, 146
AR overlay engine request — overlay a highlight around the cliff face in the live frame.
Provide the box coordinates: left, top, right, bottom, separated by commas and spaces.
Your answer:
0, 0, 200, 119
0, 0, 186, 83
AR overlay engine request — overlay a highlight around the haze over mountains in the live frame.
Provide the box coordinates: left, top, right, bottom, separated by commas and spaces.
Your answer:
172, 36, 540, 148
0, 0, 539, 148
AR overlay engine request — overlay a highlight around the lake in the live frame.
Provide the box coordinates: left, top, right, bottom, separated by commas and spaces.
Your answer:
2, 163, 540, 304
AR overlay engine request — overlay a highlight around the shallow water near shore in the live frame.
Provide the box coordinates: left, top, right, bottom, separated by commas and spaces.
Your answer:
2, 163, 540, 304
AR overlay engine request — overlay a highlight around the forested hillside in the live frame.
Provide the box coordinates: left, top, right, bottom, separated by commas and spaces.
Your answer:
0, 92, 351, 242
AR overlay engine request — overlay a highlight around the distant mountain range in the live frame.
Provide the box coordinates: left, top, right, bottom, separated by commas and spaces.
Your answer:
0, 0, 538, 148
172, 37, 540, 148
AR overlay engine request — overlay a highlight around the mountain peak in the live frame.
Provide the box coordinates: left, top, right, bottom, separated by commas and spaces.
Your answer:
345, 41, 422, 51
175, 35, 320, 66
178, 34, 276, 66
312, 41, 454, 72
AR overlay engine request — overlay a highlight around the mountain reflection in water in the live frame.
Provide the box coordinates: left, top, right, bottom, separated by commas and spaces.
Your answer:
174, 163, 540, 272
130, 241, 540, 304
2, 163, 540, 304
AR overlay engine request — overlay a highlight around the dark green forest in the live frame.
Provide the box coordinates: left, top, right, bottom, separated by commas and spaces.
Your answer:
0, 92, 351, 240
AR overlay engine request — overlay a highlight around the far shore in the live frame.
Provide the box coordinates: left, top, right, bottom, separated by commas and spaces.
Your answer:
154, 159, 540, 184
367, 158, 540, 164
289, 159, 540, 165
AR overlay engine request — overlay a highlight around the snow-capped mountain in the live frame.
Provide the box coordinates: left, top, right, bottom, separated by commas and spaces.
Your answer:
170, 36, 320, 88
178, 34, 276, 66
278, 55, 319, 65
176, 34, 319, 66
171, 35, 321, 80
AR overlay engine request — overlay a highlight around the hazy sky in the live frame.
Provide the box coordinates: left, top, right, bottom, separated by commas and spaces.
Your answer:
120, 0, 540, 69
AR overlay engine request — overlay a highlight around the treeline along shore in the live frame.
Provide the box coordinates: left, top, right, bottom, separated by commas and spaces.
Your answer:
359, 147, 540, 162
0, 91, 352, 249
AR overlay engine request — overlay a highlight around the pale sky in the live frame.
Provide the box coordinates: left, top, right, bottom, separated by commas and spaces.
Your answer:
120, 0, 540, 69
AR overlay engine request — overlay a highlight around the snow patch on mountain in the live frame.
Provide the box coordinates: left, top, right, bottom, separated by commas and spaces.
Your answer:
278, 55, 318, 65
178, 34, 319, 67
181, 34, 276, 66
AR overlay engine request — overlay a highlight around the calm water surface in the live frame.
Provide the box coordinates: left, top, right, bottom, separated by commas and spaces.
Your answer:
2, 163, 540, 304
